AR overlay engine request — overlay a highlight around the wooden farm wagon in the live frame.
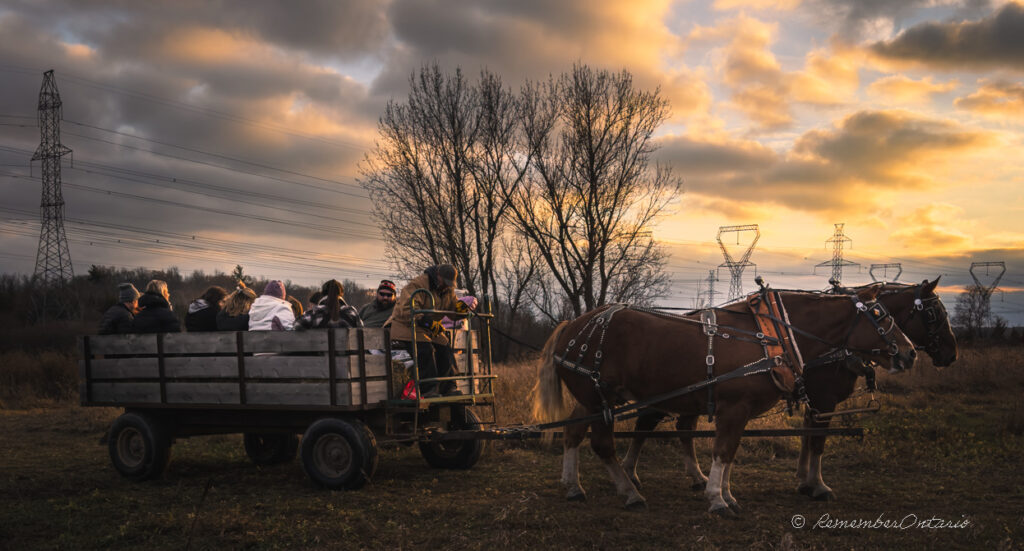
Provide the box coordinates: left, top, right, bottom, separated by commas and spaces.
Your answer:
80, 306, 496, 490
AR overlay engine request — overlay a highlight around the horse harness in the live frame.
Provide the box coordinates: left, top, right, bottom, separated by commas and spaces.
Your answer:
551, 290, 901, 425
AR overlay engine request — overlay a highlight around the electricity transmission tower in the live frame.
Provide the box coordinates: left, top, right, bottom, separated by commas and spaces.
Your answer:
815, 223, 858, 285
717, 224, 759, 301
31, 70, 74, 285
969, 261, 1006, 301
699, 269, 719, 307
869, 263, 902, 282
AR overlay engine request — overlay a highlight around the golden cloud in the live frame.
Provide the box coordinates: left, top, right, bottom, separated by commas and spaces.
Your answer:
954, 80, 1024, 119
656, 110, 997, 216
867, 75, 959, 104
699, 16, 862, 130
160, 26, 267, 65
713, 0, 801, 10
889, 204, 973, 250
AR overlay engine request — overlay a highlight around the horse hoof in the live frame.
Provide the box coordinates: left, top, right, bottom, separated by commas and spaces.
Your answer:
812, 490, 835, 502
624, 498, 647, 511
710, 505, 739, 520
566, 491, 587, 502
727, 502, 742, 514
797, 485, 814, 497
691, 481, 707, 491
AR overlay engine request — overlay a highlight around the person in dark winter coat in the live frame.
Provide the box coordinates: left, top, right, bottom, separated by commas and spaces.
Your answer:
133, 279, 181, 334
358, 280, 397, 328
185, 286, 227, 332
216, 283, 257, 331
98, 283, 141, 334
387, 264, 474, 397
295, 279, 362, 330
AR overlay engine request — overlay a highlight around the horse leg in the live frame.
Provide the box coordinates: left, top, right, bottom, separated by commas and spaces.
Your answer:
562, 404, 589, 502
676, 415, 708, 491
622, 409, 666, 489
798, 415, 835, 501
590, 419, 647, 509
796, 433, 810, 481
706, 408, 747, 519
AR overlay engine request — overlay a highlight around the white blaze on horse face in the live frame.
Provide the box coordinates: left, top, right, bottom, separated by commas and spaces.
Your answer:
705, 458, 729, 511
561, 446, 581, 487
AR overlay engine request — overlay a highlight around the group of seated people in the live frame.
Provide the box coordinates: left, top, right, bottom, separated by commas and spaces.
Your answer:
97, 264, 476, 398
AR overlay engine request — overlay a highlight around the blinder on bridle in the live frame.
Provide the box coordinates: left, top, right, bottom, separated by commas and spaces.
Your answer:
843, 295, 905, 361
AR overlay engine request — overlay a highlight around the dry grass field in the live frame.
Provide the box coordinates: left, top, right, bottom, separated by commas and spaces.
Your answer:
1, 348, 1022, 550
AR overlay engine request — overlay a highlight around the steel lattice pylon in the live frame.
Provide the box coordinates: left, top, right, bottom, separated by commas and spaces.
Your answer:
869, 263, 902, 283
815, 223, 858, 285
31, 70, 74, 286
969, 261, 1006, 300
717, 224, 759, 301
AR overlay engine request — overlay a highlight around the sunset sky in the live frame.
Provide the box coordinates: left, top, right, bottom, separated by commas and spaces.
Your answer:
0, 0, 1021, 321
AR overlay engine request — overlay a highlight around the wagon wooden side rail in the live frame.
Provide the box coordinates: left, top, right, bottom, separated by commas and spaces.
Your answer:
80, 326, 494, 489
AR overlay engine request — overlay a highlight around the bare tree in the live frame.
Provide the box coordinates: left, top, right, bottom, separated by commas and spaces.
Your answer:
953, 284, 992, 341
361, 65, 526, 301
504, 65, 679, 317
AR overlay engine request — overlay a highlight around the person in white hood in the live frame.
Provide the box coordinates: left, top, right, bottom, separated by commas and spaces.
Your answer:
248, 280, 296, 330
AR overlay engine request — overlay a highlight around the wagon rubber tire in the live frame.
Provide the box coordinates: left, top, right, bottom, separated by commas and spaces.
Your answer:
243, 433, 299, 466
108, 412, 172, 482
300, 418, 377, 490
418, 408, 484, 470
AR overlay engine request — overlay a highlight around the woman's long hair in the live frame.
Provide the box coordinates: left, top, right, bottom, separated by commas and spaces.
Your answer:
321, 279, 344, 323
197, 286, 228, 307
223, 282, 257, 316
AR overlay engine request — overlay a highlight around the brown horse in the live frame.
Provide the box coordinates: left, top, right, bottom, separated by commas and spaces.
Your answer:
534, 286, 918, 515
796, 278, 956, 499
620, 278, 956, 502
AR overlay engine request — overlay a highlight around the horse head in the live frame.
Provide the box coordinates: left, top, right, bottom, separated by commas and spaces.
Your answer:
883, 277, 958, 367
847, 284, 919, 373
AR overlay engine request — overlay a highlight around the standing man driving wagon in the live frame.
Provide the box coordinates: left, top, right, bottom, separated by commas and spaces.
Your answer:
387, 264, 474, 397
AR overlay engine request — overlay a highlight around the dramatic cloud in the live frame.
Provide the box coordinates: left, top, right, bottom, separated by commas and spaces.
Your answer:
656, 110, 994, 214
378, 0, 711, 119
955, 79, 1024, 118
867, 75, 959, 104
691, 16, 859, 130
869, 1, 1024, 71
809, 0, 997, 42
890, 203, 973, 250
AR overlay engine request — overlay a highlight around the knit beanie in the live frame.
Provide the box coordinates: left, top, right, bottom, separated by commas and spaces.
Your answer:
118, 283, 141, 303
263, 280, 286, 300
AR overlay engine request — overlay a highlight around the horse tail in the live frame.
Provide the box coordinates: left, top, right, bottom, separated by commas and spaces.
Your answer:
533, 321, 571, 423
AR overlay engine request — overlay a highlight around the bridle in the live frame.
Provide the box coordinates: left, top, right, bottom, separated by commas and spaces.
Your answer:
838, 295, 905, 362
898, 285, 950, 359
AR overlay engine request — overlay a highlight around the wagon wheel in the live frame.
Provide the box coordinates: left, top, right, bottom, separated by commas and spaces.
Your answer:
300, 418, 377, 490
108, 412, 172, 482
418, 408, 484, 470
243, 433, 299, 466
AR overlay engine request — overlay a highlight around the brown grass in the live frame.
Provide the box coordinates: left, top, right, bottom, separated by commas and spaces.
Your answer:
0, 348, 1022, 549
0, 350, 79, 408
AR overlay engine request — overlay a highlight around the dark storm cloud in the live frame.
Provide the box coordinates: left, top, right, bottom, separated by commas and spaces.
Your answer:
0, 2, 384, 279
869, 1, 1024, 70
2, 0, 391, 60
808, 0, 995, 41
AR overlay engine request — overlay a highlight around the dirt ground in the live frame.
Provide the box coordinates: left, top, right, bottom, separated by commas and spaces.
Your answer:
1, 350, 1023, 550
